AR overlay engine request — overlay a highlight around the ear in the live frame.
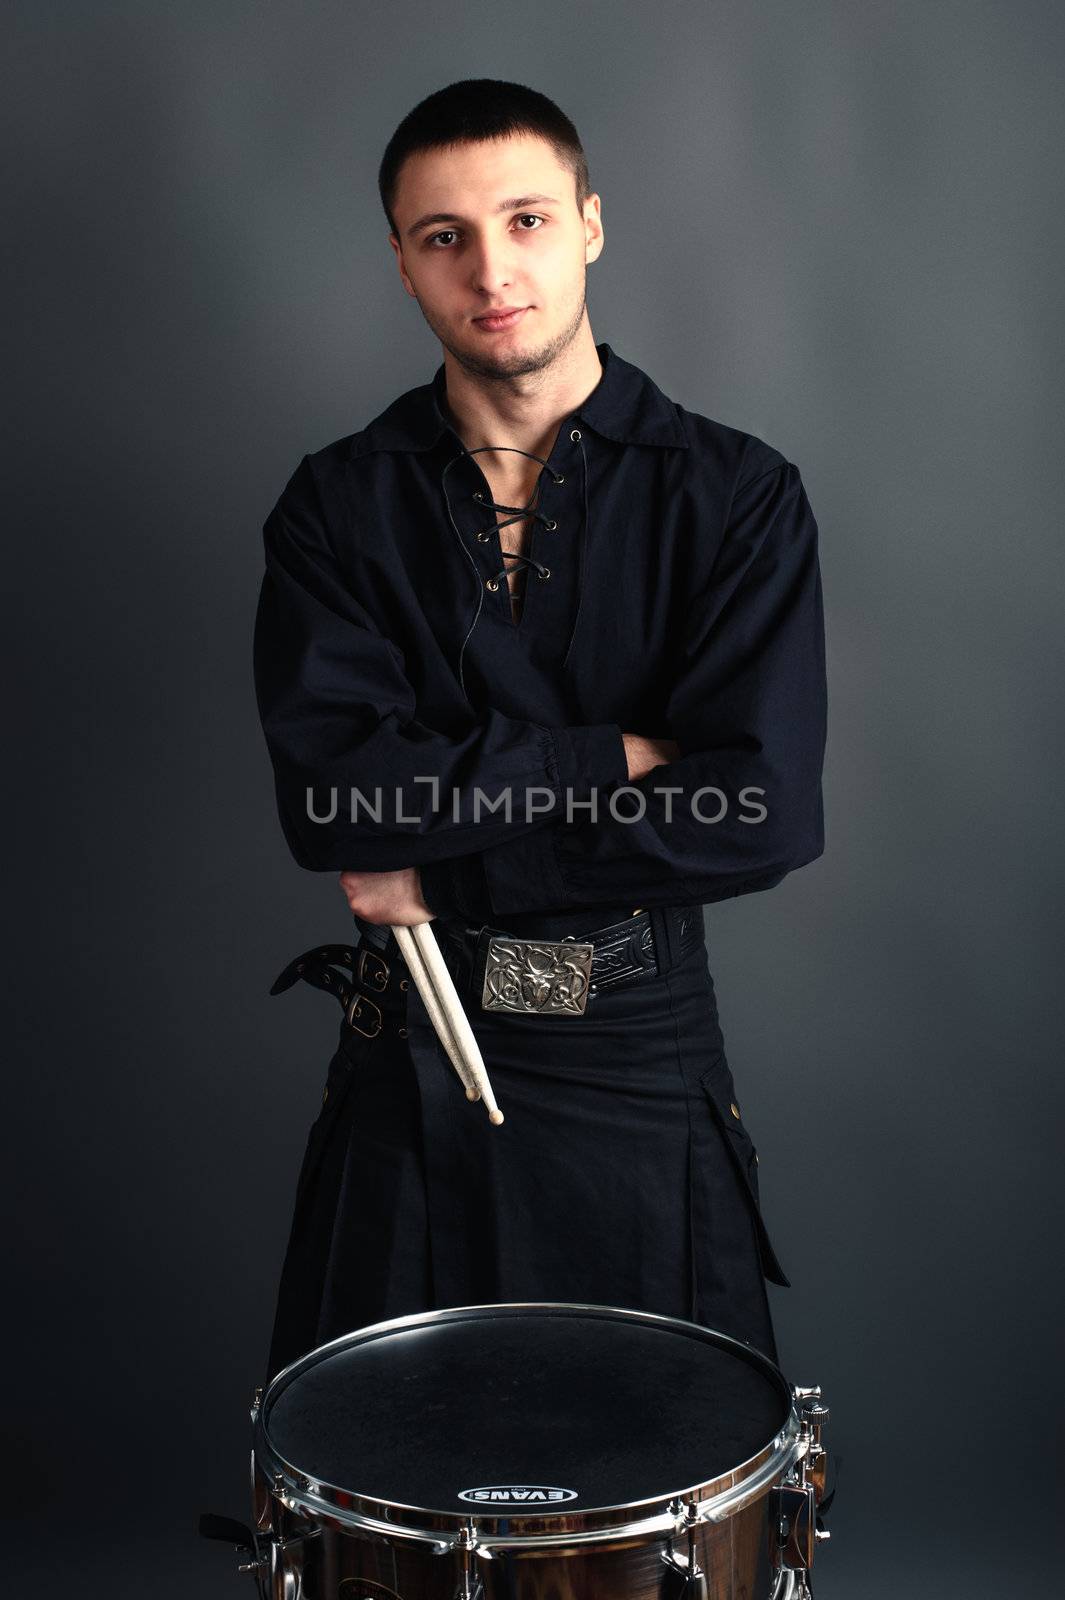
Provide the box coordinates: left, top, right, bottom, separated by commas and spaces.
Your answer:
388, 234, 417, 297
583, 194, 604, 265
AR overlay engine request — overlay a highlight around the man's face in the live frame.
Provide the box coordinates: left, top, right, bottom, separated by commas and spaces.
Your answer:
388, 133, 604, 380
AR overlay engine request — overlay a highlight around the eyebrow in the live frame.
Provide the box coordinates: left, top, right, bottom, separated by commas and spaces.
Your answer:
405, 194, 562, 239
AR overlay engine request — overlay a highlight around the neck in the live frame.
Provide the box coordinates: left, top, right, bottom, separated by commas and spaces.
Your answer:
440, 321, 603, 468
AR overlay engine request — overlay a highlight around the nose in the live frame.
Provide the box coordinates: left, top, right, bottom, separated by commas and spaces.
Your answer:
467, 231, 514, 296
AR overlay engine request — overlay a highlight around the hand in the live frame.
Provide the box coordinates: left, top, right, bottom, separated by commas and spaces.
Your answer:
338, 866, 433, 925
622, 732, 681, 782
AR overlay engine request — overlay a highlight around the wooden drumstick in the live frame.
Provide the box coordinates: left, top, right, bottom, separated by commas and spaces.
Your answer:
392, 925, 480, 1102
410, 921, 504, 1125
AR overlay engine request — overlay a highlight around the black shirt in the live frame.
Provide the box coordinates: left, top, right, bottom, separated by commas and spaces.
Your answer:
252, 342, 827, 924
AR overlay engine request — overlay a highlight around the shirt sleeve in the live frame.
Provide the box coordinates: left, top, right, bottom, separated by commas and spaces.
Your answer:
252, 456, 628, 902
449, 457, 828, 917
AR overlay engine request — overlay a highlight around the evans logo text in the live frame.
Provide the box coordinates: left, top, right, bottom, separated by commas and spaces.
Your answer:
457, 1484, 578, 1504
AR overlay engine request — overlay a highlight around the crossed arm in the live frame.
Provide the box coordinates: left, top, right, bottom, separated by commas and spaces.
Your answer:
253, 451, 826, 926
336, 733, 680, 924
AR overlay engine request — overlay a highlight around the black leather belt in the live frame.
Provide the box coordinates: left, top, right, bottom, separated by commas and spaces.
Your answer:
436, 905, 705, 1017
268, 907, 705, 1034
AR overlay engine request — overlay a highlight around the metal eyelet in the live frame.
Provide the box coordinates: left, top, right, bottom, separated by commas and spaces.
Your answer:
486, 578, 499, 592
476, 531, 490, 541
538, 567, 551, 580
399, 978, 409, 991
570, 428, 581, 441
473, 490, 483, 500
555, 474, 565, 484
397, 1026, 408, 1038
544, 519, 557, 530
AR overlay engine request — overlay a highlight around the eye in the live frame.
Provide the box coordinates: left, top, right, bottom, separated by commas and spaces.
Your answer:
425, 215, 546, 249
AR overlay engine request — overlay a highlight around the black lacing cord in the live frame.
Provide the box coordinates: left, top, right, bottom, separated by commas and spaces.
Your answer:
476, 490, 554, 588
440, 433, 590, 696
441, 443, 561, 696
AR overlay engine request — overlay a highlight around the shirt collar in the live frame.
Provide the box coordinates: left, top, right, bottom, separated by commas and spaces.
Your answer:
349, 341, 690, 457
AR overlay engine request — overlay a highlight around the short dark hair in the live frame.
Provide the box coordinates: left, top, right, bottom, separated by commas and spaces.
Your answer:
378, 78, 591, 237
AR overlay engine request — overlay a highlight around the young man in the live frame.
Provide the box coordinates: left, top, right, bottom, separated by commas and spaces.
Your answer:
253, 79, 827, 1382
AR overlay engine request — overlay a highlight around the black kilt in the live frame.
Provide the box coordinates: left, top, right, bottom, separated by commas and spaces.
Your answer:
263, 913, 790, 1384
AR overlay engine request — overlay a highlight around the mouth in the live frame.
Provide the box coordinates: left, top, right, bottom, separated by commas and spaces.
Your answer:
472, 307, 530, 333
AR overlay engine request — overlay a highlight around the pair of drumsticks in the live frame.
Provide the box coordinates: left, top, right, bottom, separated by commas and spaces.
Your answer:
391, 923, 504, 1125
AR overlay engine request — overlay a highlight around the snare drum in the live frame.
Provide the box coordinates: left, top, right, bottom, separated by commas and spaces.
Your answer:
242, 1302, 830, 1599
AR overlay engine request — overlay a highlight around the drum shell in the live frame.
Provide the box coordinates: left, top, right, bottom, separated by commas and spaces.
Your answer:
256, 1480, 781, 1599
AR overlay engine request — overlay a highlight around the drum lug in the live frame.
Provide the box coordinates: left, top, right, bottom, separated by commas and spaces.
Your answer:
661, 1499, 707, 1598
660, 1545, 708, 1599
451, 1520, 485, 1600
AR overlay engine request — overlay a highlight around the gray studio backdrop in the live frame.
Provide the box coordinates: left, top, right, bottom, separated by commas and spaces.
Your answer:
6, 2, 1062, 1595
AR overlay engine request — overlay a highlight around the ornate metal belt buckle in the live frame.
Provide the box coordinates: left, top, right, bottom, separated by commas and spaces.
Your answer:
481, 935, 595, 1016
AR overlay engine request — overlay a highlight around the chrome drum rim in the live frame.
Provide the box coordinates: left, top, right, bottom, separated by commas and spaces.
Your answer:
254, 1302, 806, 1551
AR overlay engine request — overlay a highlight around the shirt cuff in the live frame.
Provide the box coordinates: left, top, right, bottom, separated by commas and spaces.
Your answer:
419, 853, 494, 921
548, 723, 628, 800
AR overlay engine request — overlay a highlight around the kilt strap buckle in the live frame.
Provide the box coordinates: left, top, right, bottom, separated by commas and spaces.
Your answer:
345, 992, 383, 1037
356, 946, 390, 991
481, 935, 595, 1017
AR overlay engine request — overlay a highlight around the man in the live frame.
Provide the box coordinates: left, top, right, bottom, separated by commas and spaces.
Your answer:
253, 79, 827, 1383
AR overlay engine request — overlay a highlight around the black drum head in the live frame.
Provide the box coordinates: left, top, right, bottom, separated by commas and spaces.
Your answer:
263, 1304, 790, 1517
